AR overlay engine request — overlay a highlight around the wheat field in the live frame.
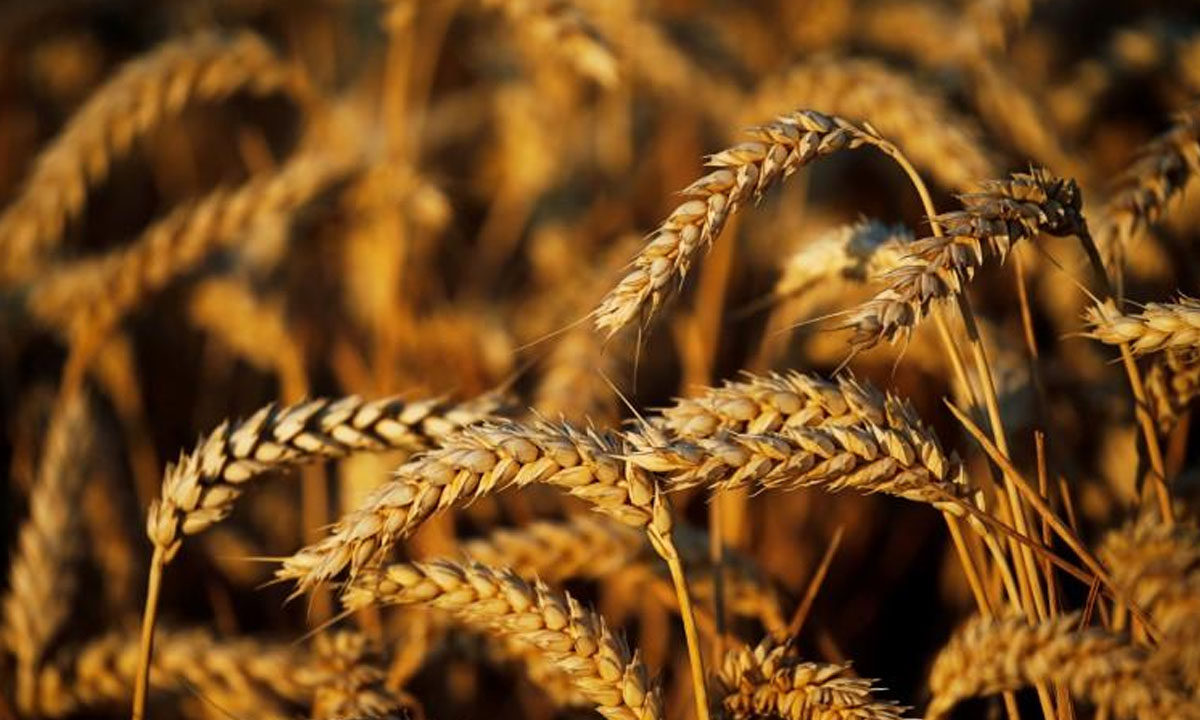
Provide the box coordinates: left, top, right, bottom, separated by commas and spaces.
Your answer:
1, 1, 1199, 719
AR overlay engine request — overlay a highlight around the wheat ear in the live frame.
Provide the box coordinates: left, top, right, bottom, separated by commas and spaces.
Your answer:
0, 30, 311, 284
131, 393, 500, 720
1144, 351, 1200, 435
342, 559, 663, 720
309, 632, 408, 720
461, 516, 646, 583
742, 58, 996, 192
28, 151, 354, 345
594, 110, 892, 337
773, 220, 912, 303
843, 167, 1085, 351
927, 613, 1200, 720
1, 393, 92, 714
1085, 296, 1200, 356
713, 639, 905, 720
484, 0, 618, 87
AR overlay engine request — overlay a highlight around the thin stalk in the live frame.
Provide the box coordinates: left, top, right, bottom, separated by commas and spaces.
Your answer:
783, 526, 843, 638
131, 545, 165, 720
658, 533, 711, 720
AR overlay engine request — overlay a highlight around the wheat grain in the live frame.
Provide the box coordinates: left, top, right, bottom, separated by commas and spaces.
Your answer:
1085, 297, 1200, 356
461, 516, 646, 583
0, 30, 311, 284
1, 393, 92, 713
927, 613, 1199, 720
342, 559, 663, 720
843, 167, 1085, 351
594, 110, 888, 337
713, 639, 905, 720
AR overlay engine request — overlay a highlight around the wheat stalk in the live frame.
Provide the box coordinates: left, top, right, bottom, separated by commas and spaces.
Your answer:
713, 639, 905, 720
843, 167, 1085, 351
0, 30, 311, 284
1, 393, 93, 714
1084, 296, 1200, 356
927, 613, 1199, 720
593, 110, 890, 337
342, 559, 663, 720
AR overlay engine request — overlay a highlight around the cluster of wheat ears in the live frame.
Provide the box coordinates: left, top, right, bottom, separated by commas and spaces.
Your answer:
3, 0, 1200, 719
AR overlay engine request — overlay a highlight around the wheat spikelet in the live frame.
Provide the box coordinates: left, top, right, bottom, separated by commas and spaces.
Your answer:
1, 393, 93, 713
279, 418, 668, 594
926, 613, 1200, 720
342, 559, 663, 720
1145, 351, 1200, 434
35, 629, 317, 718
146, 393, 502, 562
28, 151, 355, 343
461, 516, 646, 583
309, 632, 408, 720
1084, 296, 1200, 356
713, 639, 905, 720
1097, 104, 1200, 268
660, 371, 905, 439
1100, 519, 1200, 689
843, 167, 1085, 351
742, 58, 996, 192
594, 110, 886, 337
0, 30, 311, 284
773, 220, 912, 302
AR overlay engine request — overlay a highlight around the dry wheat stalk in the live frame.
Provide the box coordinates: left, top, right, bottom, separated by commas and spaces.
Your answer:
594, 110, 889, 337
927, 613, 1200, 719
742, 58, 996, 192
147, 393, 503, 562
1097, 104, 1200, 269
461, 515, 646, 583
279, 419, 668, 594
1, 393, 92, 714
844, 167, 1085, 351
27, 151, 355, 343
35, 629, 318, 719
309, 632, 408, 720
1145, 351, 1200, 435
713, 639, 905, 720
342, 559, 663, 720
0, 30, 311, 284
1085, 297, 1200, 356
773, 221, 912, 302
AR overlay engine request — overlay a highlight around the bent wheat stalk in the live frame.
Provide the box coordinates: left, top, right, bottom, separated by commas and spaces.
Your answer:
342, 559, 663, 720
0, 30, 312, 284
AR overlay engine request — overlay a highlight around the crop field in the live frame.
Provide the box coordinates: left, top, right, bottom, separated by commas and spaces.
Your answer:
0, 1, 1199, 719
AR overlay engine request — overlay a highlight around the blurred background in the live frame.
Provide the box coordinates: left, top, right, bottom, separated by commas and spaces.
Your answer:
1, 0, 1198, 718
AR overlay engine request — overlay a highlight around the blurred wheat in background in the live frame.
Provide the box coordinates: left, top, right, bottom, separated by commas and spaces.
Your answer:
2, 0, 1200, 719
